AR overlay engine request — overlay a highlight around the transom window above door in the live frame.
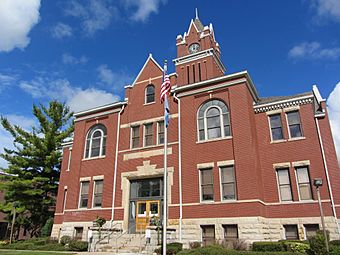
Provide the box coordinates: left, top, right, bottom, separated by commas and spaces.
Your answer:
197, 99, 231, 141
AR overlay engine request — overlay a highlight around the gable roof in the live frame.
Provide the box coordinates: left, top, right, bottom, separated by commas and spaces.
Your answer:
127, 54, 164, 88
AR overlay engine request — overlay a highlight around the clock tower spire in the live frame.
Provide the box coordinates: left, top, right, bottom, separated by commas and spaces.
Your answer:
173, 12, 226, 86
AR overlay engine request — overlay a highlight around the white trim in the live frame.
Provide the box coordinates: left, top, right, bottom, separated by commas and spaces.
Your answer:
197, 162, 214, 169
74, 101, 126, 118
93, 175, 104, 180
267, 113, 284, 142
275, 168, 293, 203
75, 108, 121, 122
254, 95, 313, 113
172, 70, 259, 101
121, 114, 178, 129
130, 54, 163, 87
217, 160, 234, 167
62, 189, 67, 213
265, 109, 282, 116
283, 106, 300, 112
292, 160, 310, 167
143, 123, 154, 147
78, 181, 90, 209
83, 125, 106, 159
80, 177, 91, 182
312, 85, 325, 103
294, 166, 313, 202
66, 148, 72, 171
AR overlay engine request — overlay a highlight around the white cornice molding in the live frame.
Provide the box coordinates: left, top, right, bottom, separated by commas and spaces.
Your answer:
172, 70, 259, 101
74, 101, 127, 118
254, 95, 313, 113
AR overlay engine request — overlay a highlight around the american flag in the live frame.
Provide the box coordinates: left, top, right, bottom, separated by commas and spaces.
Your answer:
160, 74, 171, 103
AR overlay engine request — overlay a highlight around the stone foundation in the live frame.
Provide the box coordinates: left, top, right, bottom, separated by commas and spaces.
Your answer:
52, 216, 339, 248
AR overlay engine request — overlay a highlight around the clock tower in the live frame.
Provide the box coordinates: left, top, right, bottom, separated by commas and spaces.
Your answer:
173, 11, 226, 86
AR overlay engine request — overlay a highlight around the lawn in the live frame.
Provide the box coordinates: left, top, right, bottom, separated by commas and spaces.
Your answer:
0, 251, 75, 255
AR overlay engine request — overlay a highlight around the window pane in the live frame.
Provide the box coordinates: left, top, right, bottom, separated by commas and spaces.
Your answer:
81, 182, 89, 194
95, 180, 103, 193
299, 184, 312, 200
91, 147, 100, 157
221, 166, 234, 183
287, 111, 300, 125
207, 107, 220, 117
290, 125, 302, 138
224, 225, 238, 240
202, 225, 215, 246
297, 168, 309, 183
277, 170, 290, 185
207, 116, 220, 128
224, 126, 230, 137
208, 127, 221, 139
285, 225, 298, 240
132, 126, 140, 137
138, 203, 146, 215
272, 127, 284, 140
270, 114, 282, 128
223, 113, 230, 125
222, 183, 235, 200
146, 85, 155, 103
198, 118, 204, 130
202, 185, 214, 200
150, 202, 159, 215
199, 130, 205, 140
102, 137, 106, 156
305, 224, 319, 239
132, 138, 139, 148
92, 130, 102, 138
280, 185, 293, 201
201, 169, 213, 184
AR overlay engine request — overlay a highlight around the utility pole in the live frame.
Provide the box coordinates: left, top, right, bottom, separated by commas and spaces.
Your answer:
314, 178, 329, 253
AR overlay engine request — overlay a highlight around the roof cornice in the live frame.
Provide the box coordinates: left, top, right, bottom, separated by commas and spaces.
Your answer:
74, 101, 127, 118
172, 70, 259, 101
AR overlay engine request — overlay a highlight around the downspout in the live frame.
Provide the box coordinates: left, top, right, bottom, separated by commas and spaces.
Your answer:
315, 116, 340, 238
110, 105, 125, 228
173, 93, 183, 242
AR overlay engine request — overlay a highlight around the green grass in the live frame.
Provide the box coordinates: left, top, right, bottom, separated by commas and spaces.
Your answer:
0, 251, 75, 255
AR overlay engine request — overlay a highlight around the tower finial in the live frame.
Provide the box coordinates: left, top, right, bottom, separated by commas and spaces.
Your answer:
195, 8, 198, 19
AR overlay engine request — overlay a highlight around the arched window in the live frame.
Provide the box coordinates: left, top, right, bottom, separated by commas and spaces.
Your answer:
197, 99, 231, 141
145, 84, 155, 103
84, 124, 107, 158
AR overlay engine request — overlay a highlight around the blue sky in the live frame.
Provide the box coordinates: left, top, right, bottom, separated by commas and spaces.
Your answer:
0, 0, 340, 166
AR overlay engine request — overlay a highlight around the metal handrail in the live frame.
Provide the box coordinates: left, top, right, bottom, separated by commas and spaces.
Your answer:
93, 222, 123, 251
115, 224, 136, 253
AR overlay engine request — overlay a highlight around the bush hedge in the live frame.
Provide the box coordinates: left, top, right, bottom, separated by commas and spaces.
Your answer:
155, 242, 183, 254
68, 240, 88, 251
252, 242, 286, 252
177, 245, 298, 255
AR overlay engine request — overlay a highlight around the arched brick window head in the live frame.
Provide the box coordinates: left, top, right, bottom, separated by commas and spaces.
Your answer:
197, 99, 231, 141
84, 124, 107, 158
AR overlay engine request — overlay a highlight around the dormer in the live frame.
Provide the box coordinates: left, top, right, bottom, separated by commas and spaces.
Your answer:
173, 10, 226, 86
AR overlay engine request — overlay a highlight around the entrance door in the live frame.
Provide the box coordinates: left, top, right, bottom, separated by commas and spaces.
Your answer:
136, 200, 160, 232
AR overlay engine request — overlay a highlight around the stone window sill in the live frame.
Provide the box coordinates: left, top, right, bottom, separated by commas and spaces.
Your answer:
196, 136, 232, 144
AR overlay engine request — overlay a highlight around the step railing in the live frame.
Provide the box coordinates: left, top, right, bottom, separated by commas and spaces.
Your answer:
93, 222, 123, 252
115, 226, 146, 253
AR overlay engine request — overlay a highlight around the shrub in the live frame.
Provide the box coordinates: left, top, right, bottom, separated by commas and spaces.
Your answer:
330, 240, 340, 246
189, 241, 201, 249
41, 218, 54, 237
154, 242, 183, 255
285, 241, 310, 253
252, 241, 285, 252
307, 231, 328, 255
330, 245, 340, 255
68, 240, 88, 251
231, 239, 249, 251
60, 235, 72, 245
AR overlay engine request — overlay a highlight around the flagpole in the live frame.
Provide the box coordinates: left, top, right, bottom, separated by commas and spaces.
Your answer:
162, 60, 168, 255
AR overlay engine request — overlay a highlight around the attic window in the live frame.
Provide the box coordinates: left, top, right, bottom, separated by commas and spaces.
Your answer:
145, 84, 155, 104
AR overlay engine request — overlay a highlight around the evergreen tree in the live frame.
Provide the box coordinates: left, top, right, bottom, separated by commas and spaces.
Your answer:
0, 101, 73, 237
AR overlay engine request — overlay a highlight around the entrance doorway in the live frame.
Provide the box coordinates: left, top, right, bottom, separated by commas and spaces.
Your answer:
136, 200, 160, 232
128, 178, 163, 233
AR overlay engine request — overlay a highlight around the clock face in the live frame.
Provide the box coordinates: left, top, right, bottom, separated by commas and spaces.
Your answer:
189, 43, 200, 54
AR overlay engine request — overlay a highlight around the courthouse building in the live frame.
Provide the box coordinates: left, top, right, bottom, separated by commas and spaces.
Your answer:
52, 14, 340, 245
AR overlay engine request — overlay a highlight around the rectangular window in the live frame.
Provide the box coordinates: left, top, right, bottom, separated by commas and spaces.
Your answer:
187, 65, 190, 84
304, 224, 319, 239
223, 224, 238, 241
66, 148, 72, 171
144, 123, 153, 146
79, 181, 90, 208
276, 168, 293, 201
220, 166, 236, 200
93, 180, 103, 207
200, 168, 214, 201
269, 114, 284, 141
284, 224, 299, 240
74, 227, 83, 240
201, 225, 215, 246
287, 111, 303, 138
131, 126, 140, 149
62, 189, 67, 213
193, 64, 196, 83
158, 121, 164, 145
296, 166, 313, 200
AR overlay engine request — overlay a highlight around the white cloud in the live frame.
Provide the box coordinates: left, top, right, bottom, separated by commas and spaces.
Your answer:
51, 22, 73, 39
62, 53, 88, 65
64, 0, 118, 36
0, 73, 17, 92
0, 0, 41, 52
0, 114, 36, 168
312, 0, 340, 22
123, 0, 167, 22
288, 42, 340, 60
19, 77, 119, 112
327, 82, 340, 163
97, 65, 133, 90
